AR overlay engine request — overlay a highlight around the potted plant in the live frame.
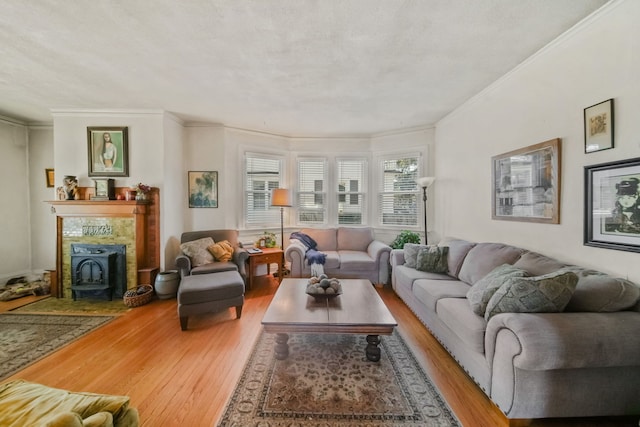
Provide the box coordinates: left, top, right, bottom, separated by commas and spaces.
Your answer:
390, 230, 421, 249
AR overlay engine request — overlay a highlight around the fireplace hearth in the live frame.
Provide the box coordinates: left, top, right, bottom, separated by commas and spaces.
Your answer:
70, 244, 127, 299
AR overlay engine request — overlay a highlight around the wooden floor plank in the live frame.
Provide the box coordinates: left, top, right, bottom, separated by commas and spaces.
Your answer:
2, 276, 636, 427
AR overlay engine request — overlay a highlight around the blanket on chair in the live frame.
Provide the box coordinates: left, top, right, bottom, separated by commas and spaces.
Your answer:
290, 232, 327, 277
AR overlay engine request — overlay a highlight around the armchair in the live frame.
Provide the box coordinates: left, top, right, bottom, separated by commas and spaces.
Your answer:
175, 230, 248, 283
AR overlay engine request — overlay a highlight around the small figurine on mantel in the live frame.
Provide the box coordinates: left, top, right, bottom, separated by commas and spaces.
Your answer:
57, 175, 78, 200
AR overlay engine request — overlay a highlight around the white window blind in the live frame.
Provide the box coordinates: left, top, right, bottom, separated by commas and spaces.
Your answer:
378, 156, 419, 226
297, 158, 327, 224
245, 154, 283, 226
337, 158, 366, 225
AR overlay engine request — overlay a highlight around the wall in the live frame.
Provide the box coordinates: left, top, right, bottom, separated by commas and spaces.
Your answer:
0, 119, 30, 280
433, 0, 640, 282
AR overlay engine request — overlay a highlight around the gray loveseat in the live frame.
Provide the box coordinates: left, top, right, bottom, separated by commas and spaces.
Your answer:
391, 237, 640, 421
284, 227, 392, 285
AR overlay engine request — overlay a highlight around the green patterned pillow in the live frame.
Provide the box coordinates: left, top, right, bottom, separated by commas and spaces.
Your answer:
403, 243, 429, 269
485, 270, 579, 321
415, 246, 449, 274
467, 264, 528, 316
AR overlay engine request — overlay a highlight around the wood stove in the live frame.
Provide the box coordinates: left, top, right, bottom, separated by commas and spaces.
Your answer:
70, 244, 127, 300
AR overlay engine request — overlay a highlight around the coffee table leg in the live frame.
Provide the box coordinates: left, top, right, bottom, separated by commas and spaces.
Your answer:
365, 335, 381, 362
274, 333, 289, 360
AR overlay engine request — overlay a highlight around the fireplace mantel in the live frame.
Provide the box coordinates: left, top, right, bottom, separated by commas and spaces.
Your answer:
47, 187, 160, 298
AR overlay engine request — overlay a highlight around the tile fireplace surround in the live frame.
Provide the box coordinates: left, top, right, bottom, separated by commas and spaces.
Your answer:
48, 187, 160, 298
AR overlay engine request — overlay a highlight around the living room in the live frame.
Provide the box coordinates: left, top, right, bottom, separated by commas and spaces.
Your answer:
1, 1, 639, 426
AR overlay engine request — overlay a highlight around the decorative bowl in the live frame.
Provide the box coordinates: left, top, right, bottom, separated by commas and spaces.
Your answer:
306, 275, 342, 300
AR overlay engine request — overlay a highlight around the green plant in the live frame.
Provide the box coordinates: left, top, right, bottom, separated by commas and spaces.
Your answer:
390, 230, 421, 249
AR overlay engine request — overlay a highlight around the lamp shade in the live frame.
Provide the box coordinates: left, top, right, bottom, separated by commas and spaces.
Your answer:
271, 188, 292, 207
416, 176, 436, 189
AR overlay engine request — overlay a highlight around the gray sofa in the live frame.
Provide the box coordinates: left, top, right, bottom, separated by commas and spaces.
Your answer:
284, 227, 392, 285
391, 237, 640, 420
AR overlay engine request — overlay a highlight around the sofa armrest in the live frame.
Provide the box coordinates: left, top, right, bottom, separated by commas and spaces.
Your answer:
485, 311, 640, 370
285, 244, 306, 277
232, 247, 249, 279
175, 254, 192, 278
390, 248, 405, 267
367, 240, 392, 285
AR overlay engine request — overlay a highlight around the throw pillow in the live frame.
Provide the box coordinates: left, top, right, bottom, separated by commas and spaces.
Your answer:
484, 269, 579, 321
208, 240, 234, 262
403, 243, 428, 269
466, 264, 528, 316
180, 237, 215, 267
415, 246, 449, 274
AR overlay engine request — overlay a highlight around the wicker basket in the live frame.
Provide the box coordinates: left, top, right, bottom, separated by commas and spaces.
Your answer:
123, 285, 153, 307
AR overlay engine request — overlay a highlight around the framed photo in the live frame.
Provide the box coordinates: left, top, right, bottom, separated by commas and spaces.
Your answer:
584, 157, 640, 253
87, 126, 129, 177
584, 99, 614, 153
188, 171, 218, 208
45, 168, 55, 187
492, 138, 561, 224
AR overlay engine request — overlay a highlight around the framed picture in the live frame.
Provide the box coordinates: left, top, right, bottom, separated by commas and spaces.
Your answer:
492, 138, 561, 224
188, 171, 218, 208
45, 168, 55, 187
584, 99, 614, 153
584, 157, 640, 253
87, 126, 129, 177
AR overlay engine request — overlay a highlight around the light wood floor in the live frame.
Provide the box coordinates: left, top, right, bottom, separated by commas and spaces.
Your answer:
2, 276, 637, 427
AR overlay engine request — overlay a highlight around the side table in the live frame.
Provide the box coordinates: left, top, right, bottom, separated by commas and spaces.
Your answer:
246, 248, 284, 290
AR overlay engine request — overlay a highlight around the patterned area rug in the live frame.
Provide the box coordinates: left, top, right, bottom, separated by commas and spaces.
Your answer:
0, 313, 114, 381
218, 331, 461, 426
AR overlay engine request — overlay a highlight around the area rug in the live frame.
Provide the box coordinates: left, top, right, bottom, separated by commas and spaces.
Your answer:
13, 297, 130, 314
217, 331, 461, 426
0, 313, 114, 381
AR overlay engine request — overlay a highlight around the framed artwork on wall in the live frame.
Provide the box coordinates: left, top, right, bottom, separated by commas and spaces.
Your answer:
491, 138, 561, 224
584, 99, 614, 153
584, 157, 640, 253
45, 168, 54, 187
87, 126, 129, 177
188, 171, 218, 208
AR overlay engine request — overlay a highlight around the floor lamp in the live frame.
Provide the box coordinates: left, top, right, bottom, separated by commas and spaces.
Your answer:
271, 188, 293, 276
415, 177, 436, 245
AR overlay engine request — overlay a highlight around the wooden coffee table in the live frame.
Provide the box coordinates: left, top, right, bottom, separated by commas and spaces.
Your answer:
261, 278, 397, 361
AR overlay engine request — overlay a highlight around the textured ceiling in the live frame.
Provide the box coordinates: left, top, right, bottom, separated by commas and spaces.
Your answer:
0, 0, 609, 136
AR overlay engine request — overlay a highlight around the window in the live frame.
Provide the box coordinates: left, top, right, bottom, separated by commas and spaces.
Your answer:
378, 155, 420, 226
337, 159, 366, 225
245, 153, 284, 227
297, 158, 327, 224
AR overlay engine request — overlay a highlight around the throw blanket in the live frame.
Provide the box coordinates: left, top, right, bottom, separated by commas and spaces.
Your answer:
290, 232, 327, 277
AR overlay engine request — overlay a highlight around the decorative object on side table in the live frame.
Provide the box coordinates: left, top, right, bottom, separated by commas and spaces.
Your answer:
306, 274, 342, 300
584, 98, 614, 153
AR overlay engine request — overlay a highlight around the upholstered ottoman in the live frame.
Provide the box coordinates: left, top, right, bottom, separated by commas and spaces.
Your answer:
177, 270, 245, 330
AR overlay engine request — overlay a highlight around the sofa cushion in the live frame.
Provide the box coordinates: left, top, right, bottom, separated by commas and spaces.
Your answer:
338, 250, 375, 270
394, 265, 452, 292
303, 228, 337, 251
436, 298, 487, 354
321, 250, 340, 269
180, 237, 215, 267
467, 264, 529, 316
513, 251, 568, 276
564, 268, 640, 312
403, 243, 428, 269
439, 237, 476, 278
208, 240, 234, 262
415, 246, 449, 273
337, 227, 373, 252
458, 242, 524, 285
191, 261, 238, 275
485, 270, 579, 320
413, 279, 470, 312
0, 380, 134, 427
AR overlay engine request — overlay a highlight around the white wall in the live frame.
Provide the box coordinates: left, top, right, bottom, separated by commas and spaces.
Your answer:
0, 119, 30, 280
434, 0, 640, 282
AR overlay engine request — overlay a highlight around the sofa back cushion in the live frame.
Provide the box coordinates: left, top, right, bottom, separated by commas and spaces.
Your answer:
513, 251, 568, 276
439, 237, 476, 278
181, 229, 239, 247
337, 227, 373, 251
302, 228, 337, 251
563, 268, 640, 312
458, 242, 524, 285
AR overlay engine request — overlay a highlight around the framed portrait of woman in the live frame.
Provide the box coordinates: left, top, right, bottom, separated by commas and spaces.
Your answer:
87, 126, 129, 177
